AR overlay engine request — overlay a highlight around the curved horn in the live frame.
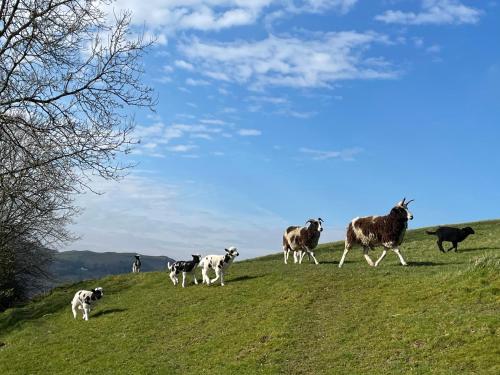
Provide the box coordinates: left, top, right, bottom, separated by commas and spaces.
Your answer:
318, 217, 324, 222
305, 219, 314, 225
405, 199, 414, 206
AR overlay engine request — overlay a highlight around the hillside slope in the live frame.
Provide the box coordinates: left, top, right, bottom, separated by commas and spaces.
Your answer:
0, 220, 499, 374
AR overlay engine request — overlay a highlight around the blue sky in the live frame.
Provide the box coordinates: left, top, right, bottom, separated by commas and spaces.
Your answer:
67, 0, 500, 259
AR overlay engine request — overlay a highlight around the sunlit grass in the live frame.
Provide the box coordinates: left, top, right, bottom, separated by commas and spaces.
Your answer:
0, 220, 499, 374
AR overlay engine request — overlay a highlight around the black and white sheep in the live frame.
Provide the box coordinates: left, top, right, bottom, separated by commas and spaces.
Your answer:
167, 254, 202, 287
132, 255, 141, 273
282, 218, 323, 265
71, 287, 104, 321
338, 198, 414, 268
200, 247, 239, 286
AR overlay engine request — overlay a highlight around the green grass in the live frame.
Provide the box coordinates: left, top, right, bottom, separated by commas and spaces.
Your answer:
1, 220, 499, 374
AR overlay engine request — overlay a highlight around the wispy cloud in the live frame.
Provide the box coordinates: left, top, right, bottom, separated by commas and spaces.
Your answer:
375, 0, 482, 25
134, 122, 227, 157
168, 144, 198, 153
67, 173, 290, 259
238, 129, 262, 136
186, 78, 210, 86
105, 1, 358, 37
179, 31, 397, 90
300, 147, 363, 161
175, 60, 195, 70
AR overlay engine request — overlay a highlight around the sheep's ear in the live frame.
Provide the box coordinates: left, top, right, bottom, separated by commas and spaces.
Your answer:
225, 248, 230, 252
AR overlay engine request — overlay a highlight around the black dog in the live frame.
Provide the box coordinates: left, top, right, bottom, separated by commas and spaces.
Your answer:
426, 226, 475, 252
167, 254, 201, 287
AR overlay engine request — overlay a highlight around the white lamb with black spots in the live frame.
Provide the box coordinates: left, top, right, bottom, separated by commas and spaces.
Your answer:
200, 247, 239, 286
71, 287, 103, 321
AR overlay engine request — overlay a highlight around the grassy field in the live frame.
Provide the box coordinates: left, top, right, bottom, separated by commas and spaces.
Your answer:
0, 220, 499, 374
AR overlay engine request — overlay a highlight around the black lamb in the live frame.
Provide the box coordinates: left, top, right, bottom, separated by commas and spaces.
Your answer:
426, 226, 475, 252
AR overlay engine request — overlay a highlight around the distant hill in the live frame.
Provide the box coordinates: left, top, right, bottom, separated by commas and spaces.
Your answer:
48, 250, 174, 286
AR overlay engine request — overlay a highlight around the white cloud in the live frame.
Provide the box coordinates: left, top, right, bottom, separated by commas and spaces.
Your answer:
300, 147, 363, 161
200, 118, 229, 125
248, 95, 289, 105
134, 122, 227, 157
168, 144, 198, 152
107, 1, 358, 35
174, 60, 195, 70
178, 32, 397, 90
66, 173, 290, 259
186, 78, 210, 86
426, 44, 441, 53
238, 128, 262, 136
375, 0, 481, 25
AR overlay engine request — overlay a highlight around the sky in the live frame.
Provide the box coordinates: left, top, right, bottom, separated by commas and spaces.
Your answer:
66, 0, 500, 260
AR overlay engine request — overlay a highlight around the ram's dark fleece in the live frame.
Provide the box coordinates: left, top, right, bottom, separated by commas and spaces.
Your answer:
426, 226, 475, 252
339, 198, 414, 267
283, 218, 323, 265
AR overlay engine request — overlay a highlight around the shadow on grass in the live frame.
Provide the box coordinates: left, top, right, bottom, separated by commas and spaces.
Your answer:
228, 275, 264, 283
407, 261, 450, 267
457, 247, 499, 253
319, 260, 340, 265
92, 308, 127, 318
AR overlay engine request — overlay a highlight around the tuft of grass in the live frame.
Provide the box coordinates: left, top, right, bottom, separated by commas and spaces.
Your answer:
0, 220, 499, 374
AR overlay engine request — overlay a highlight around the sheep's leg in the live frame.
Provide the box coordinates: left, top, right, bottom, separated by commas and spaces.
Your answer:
284, 248, 290, 264
446, 242, 457, 252
220, 272, 225, 287
299, 251, 306, 264
338, 247, 349, 268
293, 251, 300, 264
82, 304, 90, 321
453, 242, 458, 252
437, 240, 445, 252
72, 303, 77, 319
374, 249, 388, 267
202, 268, 210, 285
363, 247, 374, 267
192, 271, 198, 285
182, 272, 187, 288
169, 271, 177, 286
306, 249, 319, 265
393, 248, 408, 266
211, 268, 221, 284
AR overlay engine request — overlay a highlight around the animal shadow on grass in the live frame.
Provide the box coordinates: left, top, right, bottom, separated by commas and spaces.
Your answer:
456, 247, 499, 253
407, 261, 450, 267
92, 308, 127, 318
319, 260, 340, 265
228, 275, 264, 283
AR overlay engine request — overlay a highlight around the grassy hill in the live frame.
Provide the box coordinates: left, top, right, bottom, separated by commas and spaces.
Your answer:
0, 220, 498, 374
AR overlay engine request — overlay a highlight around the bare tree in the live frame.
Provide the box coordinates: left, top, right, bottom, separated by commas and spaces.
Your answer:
0, 0, 155, 308
0, 0, 154, 182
